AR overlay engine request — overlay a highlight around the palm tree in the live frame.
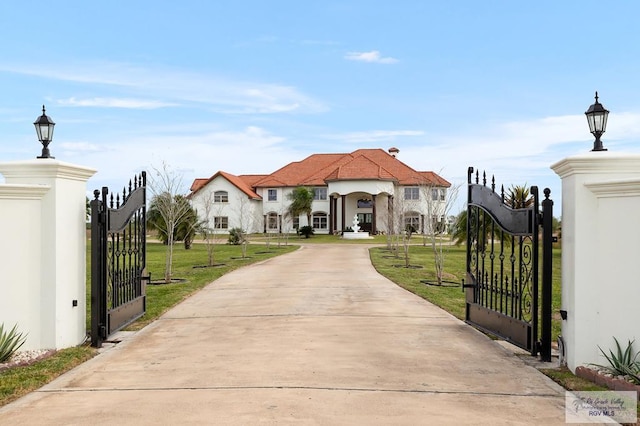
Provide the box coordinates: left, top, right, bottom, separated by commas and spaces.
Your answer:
286, 187, 314, 231
453, 184, 535, 246
148, 194, 199, 247
506, 184, 534, 209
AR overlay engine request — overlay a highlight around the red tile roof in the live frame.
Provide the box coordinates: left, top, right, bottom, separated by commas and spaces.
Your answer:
189, 148, 450, 197
187, 171, 261, 199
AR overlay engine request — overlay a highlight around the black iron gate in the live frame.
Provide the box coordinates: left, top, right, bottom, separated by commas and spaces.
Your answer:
464, 167, 554, 361
90, 172, 148, 347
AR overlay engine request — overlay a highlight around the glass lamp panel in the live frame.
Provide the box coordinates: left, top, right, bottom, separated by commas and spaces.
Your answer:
40, 124, 54, 141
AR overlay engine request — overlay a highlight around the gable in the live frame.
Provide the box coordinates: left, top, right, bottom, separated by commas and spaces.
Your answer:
188, 171, 261, 199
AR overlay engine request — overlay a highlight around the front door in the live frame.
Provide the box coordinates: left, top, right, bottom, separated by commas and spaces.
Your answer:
356, 213, 372, 232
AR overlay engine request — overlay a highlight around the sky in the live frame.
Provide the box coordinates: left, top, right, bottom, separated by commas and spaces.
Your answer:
2, 1, 640, 216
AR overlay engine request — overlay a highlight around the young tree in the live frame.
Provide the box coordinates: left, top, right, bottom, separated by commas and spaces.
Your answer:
149, 162, 192, 283
147, 194, 199, 248
197, 190, 226, 266
278, 205, 291, 246
421, 181, 461, 285
234, 193, 261, 258
380, 189, 406, 256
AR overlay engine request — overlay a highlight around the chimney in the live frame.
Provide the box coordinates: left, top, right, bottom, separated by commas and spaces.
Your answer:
388, 147, 399, 158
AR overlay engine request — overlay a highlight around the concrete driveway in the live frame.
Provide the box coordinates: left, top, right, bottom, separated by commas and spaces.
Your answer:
0, 244, 568, 425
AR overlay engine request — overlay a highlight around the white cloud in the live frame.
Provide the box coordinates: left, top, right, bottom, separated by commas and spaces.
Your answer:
80, 125, 301, 194
395, 111, 640, 215
0, 62, 327, 114
58, 97, 176, 109
345, 50, 398, 64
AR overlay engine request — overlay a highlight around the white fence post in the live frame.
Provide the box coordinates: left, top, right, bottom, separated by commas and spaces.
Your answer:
0, 159, 96, 350
552, 152, 640, 372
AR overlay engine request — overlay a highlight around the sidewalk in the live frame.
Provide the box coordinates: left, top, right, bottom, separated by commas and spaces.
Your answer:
0, 244, 567, 425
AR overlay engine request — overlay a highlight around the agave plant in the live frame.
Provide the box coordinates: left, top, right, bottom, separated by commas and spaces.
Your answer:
591, 338, 640, 384
0, 323, 27, 363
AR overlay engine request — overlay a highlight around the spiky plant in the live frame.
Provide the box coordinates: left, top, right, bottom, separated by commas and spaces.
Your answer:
0, 323, 27, 363
591, 338, 640, 384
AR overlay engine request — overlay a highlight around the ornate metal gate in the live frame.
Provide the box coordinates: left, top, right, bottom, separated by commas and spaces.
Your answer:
90, 172, 148, 347
464, 167, 554, 361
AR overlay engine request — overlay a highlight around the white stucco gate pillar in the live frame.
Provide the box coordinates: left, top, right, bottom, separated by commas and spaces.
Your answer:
0, 159, 96, 350
551, 152, 640, 373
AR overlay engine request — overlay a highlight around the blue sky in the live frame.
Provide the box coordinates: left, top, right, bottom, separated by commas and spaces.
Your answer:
2, 1, 640, 215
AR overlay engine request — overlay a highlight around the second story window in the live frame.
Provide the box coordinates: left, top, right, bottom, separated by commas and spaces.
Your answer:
432, 188, 446, 201
404, 187, 419, 200
214, 191, 228, 203
268, 189, 277, 201
313, 187, 327, 200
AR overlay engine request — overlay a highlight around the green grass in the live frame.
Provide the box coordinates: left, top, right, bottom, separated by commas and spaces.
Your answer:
367, 242, 563, 342
1, 240, 297, 408
0, 346, 95, 407
131, 242, 297, 329
2, 234, 572, 408
85, 240, 298, 330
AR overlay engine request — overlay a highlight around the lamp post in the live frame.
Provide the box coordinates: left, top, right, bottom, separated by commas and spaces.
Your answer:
585, 92, 609, 152
34, 105, 55, 159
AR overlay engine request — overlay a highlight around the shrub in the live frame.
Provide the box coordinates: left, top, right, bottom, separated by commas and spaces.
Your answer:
227, 227, 245, 245
0, 323, 27, 363
298, 225, 314, 239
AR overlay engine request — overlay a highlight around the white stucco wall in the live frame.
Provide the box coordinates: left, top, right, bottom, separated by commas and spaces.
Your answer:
551, 152, 640, 372
0, 185, 48, 349
193, 178, 448, 236
0, 160, 95, 350
191, 176, 262, 234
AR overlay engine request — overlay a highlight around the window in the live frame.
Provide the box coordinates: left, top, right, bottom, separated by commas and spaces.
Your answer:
313, 187, 327, 200
214, 216, 228, 229
214, 190, 228, 203
267, 212, 279, 230
404, 187, 419, 200
357, 199, 373, 208
293, 217, 300, 230
404, 213, 420, 233
312, 212, 328, 229
430, 188, 446, 201
268, 189, 277, 201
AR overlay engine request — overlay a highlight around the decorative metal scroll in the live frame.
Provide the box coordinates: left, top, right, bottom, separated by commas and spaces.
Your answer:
91, 172, 148, 347
464, 167, 553, 360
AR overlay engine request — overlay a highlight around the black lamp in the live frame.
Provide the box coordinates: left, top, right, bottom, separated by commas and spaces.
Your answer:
34, 105, 55, 159
585, 92, 609, 152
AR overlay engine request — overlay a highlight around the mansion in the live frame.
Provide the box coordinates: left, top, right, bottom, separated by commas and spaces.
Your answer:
188, 148, 451, 235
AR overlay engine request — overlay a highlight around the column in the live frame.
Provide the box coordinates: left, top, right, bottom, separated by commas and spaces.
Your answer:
341, 194, 346, 232
551, 152, 640, 372
372, 194, 377, 234
0, 159, 96, 350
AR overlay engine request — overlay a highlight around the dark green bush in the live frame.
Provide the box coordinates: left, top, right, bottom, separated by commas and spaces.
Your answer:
228, 227, 245, 245
298, 225, 314, 239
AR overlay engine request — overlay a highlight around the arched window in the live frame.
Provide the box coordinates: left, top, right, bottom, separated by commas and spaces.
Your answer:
312, 212, 328, 230
214, 191, 228, 203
